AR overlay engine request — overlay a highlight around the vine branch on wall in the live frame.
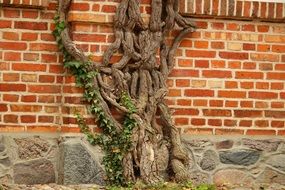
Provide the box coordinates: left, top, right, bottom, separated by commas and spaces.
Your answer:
54, 0, 195, 186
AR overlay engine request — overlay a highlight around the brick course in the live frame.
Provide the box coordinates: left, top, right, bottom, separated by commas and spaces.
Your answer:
0, 0, 284, 135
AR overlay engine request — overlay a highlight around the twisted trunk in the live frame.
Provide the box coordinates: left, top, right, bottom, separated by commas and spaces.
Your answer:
58, 0, 195, 184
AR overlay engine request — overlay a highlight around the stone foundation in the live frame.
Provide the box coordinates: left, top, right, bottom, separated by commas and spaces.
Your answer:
0, 133, 285, 189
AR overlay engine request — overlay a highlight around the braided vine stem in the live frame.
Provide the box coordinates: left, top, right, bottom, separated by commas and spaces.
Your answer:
57, 0, 195, 185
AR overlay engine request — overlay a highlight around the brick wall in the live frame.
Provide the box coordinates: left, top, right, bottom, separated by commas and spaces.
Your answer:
0, 0, 284, 135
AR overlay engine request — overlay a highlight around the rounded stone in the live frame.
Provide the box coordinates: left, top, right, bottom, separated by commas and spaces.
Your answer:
266, 154, 285, 172
213, 169, 254, 187
199, 150, 219, 171
13, 158, 55, 185
256, 167, 285, 185
219, 149, 260, 166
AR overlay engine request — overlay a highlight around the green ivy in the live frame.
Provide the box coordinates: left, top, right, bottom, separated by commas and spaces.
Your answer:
53, 14, 137, 186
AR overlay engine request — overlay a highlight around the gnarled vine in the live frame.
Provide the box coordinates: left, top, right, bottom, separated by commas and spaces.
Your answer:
54, 0, 195, 186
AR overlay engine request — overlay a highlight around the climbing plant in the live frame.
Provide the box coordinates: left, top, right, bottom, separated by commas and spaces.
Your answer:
54, 0, 195, 186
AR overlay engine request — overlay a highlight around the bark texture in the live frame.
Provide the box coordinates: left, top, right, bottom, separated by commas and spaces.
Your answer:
58, 0, 195, 184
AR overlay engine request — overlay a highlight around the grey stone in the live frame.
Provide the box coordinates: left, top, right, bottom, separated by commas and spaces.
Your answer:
189, 170, 210, 185
59, 140, 105, 185
183, 139, 213, 149
215, 140, 234, 149
213, 169, 254, 187
0, 156, 11, 167
14, 137, 50, 159
266, 154, 285, 172
200, 150, 218, 171
13, 158, 55, 185
0, 174, 12, 184
0, 144, 5, 152
219, 149, 260, 166
256, 167, 285, 185
242, 138, 282, 152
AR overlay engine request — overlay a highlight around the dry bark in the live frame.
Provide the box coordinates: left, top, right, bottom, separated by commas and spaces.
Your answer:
58, 0, 195, 184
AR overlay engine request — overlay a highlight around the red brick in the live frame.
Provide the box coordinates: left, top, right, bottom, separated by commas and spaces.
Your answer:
276, 3, 283, 19
234, 110, 263, 118
185, 89, 214, 97
22, 33, 38, 41
39, 75, 55, 83
15, 21, 47, 30
208, 119, 222, 126
202, 70, 232, 78
256, 82, 269, 89
60, 127, 81, 133
10, 105, 42, 112
174, 118, 189, 125
73, 34, 106, 42
272, 121, 284, 128
219, 52, 248, 60
225, 81, 238, 89
242, 24, 255, 32
193, 99, 208, 106
0, 20, 12, 28
194, 41, 208, 49
240, 120, 252, 127
191, 118, 205, 126
243, 1, 251, 17
12, 63, 46, 72
4, 52, 21, 61
102, 5, 116, 13
29, 43, 58, 52
4, 115, 18, 123
0, 42, 27, 50
0, 84, 26, 92
21, 95, 37, 102
224, 119, 237, 127
22, 10, 38, 18
3, 73, 19, 82
169, 69, 199, 77
3, 9, 20, 18
240, 101, 253, 108
272, 45, 285, 53
211, 60, 225, 68
210, 100, 223, 107
265, 111, 285, 118
3, 32, 19, 40
246, 130, 275, 136
257, 25, 269, 32
176, 79, 190, 87
26, 126, 59, 133
38, 116, 54, 123
267, 72, 285, 80
255, 120, 269, 128
185, 128, 213, 135
195, 60, 209, 68
211, 42, 224, 49
21, 115, 36, 123
243, 44, 255, 51
236, 71, 263, 79
3, 94, 19, 102
227, 23, 239, 31
218, 91, 246, 98
174, 109, 199, 116
23, 53, 39, 61
212, 23, 224, 30
70, 3, 90, 11
0, 104, 8, 112
41, 33, 55, 41
28, 85, 61, 93
215, 129, 244, 135
203, 109, 231, 117
185, 50, 216, 58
